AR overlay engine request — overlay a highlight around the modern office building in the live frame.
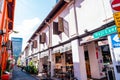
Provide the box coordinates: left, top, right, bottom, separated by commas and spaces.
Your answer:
11, 37, 23, 61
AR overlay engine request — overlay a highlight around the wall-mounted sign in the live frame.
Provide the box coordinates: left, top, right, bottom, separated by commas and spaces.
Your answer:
111, 0, 120, 12
111, 33, 120, 48
108, 33, 120, 80
113, 12, 120, 37
93, 25, 117, 39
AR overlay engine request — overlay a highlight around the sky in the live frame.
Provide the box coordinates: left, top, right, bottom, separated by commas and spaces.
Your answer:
10, 0, 56, 50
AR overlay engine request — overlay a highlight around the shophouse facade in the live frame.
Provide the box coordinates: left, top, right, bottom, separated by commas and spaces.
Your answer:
22, 0, 120, 80
0, 0, 16, 76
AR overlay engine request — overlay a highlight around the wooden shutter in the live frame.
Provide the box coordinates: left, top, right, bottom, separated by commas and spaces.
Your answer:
33, 40, 37, 48
53, 22, 58, 34
7, 2, 13, 20
53, 22, 61, 35
31, 43, 33, 50
58, 17, 64, 32
8, 22, 13, 30
40, 33, 46, 43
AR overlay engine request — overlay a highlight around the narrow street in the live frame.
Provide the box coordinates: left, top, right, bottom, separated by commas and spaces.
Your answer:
12, 66, 39, 80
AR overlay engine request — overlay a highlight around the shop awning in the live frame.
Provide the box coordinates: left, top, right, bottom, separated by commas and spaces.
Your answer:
79, 37, 107, 45
32, 56, 38, 61
53, 43, 71, 54
40, 50, 49, 58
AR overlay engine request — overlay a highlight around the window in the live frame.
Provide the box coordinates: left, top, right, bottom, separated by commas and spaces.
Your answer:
40, 33, 46, 44
55, 54, 61, 63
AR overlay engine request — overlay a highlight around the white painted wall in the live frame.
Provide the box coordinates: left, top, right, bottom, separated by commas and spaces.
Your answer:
87, 42, 102, 79
75, 0, 114, 35
28, 43, 32, 56
71, 39, 87, 80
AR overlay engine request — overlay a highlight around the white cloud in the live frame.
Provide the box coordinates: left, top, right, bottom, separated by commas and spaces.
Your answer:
10, 17, 41, 51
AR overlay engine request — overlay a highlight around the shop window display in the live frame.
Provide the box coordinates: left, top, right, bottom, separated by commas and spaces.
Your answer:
55, 54, 61, 63
101, 45, 112, 64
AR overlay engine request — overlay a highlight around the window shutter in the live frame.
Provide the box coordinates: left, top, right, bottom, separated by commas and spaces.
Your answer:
40, 33, 46, 44
33, 40, 37, 48
7, 2, 13, 20
53, 22, 61, 35
58, 17, 64, 32
8, 22, 13, 30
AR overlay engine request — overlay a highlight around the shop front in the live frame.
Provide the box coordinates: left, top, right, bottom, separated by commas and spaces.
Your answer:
39, 51, 49, 74
52, 43, 74, 79
81, 38, 112, 79
79, 25, 117, 80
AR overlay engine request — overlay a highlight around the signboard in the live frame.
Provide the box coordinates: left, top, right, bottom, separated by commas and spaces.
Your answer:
111, 0, 120, 37
108, 34, 120, 80
113, 12, 120, 37
111, 0, 120, 12
93, 25, 117, 39
111, 33, 120, 48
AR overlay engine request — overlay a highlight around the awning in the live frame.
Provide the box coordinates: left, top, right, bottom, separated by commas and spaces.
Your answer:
40, 50, 49, 58
53, 43, 71, 54
79, 37, 107, 45
32, 56, 38, 61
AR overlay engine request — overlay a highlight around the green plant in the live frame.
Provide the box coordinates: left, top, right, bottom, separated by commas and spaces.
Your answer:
25, 61, 38, 74
6, 60, 11, 72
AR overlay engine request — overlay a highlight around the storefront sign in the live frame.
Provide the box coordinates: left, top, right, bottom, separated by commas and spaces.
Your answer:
93, 25, 117, 39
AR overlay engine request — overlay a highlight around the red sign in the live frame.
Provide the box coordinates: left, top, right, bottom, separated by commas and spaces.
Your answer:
111, 0, 120, 11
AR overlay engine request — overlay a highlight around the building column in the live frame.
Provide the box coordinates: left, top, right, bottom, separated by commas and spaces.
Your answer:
50, 49, 54, 77
71, 39, 87, 80
87, 42, 101, 79
38, 58, 43, 73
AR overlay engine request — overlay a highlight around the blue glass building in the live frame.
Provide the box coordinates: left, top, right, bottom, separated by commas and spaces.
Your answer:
11, 37, 23, 61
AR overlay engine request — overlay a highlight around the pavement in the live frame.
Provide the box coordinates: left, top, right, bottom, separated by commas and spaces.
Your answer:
12, 66, 40, 80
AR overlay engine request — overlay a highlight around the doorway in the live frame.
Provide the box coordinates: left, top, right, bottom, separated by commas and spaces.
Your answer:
84, 51, 91, 78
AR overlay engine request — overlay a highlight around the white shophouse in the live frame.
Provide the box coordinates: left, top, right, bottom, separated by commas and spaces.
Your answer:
23, 0, 120, 80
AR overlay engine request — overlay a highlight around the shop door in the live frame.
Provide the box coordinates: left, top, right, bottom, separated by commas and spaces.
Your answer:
84, 51, 91, 78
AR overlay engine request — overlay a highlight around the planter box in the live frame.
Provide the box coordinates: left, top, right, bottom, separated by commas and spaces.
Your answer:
1, 74, 10, 80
